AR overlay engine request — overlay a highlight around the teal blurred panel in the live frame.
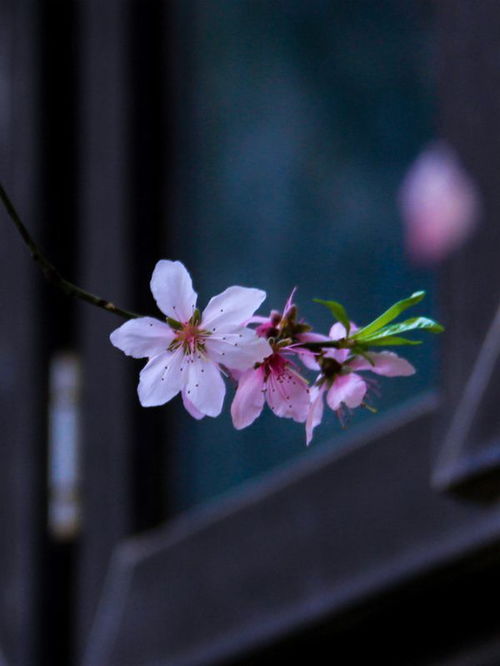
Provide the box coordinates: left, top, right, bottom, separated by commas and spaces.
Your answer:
169, 0, 436, 511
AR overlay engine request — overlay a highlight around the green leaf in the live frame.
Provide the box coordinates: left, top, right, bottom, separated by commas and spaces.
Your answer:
354, 336, 422, 347
353, 291, 426, 341
313, 298, 351, 335
360, 316, 444, 342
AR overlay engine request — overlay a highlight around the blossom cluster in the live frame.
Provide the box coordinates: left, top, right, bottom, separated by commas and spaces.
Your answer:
110, 260, 442, 444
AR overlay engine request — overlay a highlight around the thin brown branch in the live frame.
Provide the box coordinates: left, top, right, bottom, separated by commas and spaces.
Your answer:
0, 180, 141, 320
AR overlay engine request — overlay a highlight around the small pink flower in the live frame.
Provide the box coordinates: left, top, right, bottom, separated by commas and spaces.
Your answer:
231, 352, 310, 429
399, 141, 480, 265
305, 323, 415, 444
110, 260, 272, 417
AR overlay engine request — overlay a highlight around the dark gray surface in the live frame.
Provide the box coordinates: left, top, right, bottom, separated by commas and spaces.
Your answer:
431, 1, 500, 493
76, 0, 135, 654
83, 392, 500, 666
0, 1, 44, 664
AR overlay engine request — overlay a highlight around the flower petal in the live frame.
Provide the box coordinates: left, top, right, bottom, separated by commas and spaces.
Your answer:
349, 351, 415, 377
295, 332, 331, 370
297, 332, 331, 343
328, 322, 348, 340
295, 348, 321, 371
150, 260, 197, 323
328, 321, 358, 339
182, 392, 205, 420
323, 347, 350, 363
206, 328, 272, 371
282, 287, 297, 318
326, 373, 367, 411
137, 349, 185, 407
202, 286, 267, 331
230, 367, 266, 429
184, 355, 225, 417
266, 367, 310, 422
110, 317, 173, 359
306, 384, 325, 445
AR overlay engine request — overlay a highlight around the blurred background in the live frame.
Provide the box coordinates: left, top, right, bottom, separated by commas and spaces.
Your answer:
3, 1, 500, 665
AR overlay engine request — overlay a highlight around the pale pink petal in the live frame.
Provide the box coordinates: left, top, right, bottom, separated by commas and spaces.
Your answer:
323, 323, 351, 363
328, 322, 348, 340
202, 286, 267, 331
323, 347, 350, 364
150, 260, 197, 323
295, 348, 321, 371
282, 287, 297, 318
399, 142, 480, 265
182, 392, 205, 420
110, 317, 174, 359
184, 355, 225, 417
230, 367, 266, 429
137, 349, 185, 407
297, 332, 331, 343
206, 328, 272, 371
306, 384, 325, 445
294, 332, 336, 370
266, 367, 310, 422
349, 351, 415, 377
328, 322, 358, 340
326, 373, 367, 411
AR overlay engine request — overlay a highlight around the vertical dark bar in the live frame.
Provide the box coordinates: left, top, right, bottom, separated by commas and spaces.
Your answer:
38, 1, 78, 664
128, 0, 169, 533
0, 1, 44, 664
76, 0, 135, 656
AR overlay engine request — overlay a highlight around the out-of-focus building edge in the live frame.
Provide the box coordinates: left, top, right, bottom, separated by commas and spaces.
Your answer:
82, 390, 500, 665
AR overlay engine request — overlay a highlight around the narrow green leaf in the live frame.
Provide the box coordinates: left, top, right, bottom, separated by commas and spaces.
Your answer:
353, 291, 426, 340
355, 336, 422, 347
360, 316, 444, 342
313, 298, 351, 335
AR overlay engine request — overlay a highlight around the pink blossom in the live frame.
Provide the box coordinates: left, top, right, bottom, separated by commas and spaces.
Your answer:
399, 142, 480, 265
110, 260, 272, 417
231, 352, 310, 429
305, 322, 415, 444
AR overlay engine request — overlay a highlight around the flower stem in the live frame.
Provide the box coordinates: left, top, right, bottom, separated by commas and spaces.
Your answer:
0, 180, 141, 320
297, 340, 343, 351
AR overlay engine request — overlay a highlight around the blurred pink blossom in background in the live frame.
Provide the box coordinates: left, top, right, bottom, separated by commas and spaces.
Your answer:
399, 141, 481, 265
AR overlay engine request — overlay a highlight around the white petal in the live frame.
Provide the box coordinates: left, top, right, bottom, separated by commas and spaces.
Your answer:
349, 351, 415, 377
182, 392, 205, 420
306, 384, 325, 445
206, 328, 272, 371
202, 286, 267, 331
150, 260, 197, 323
266, 366, 310, 422
230, 367, 266, 429
184, 355, 225, 417
137, 349, 185, 407
326, 373, 367, 411
110, 317, 173, 359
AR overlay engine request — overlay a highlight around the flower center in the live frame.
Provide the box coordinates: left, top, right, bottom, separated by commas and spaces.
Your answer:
263, 352, 287, 378
320, 357, 343, 380
169, 322, 209, 354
